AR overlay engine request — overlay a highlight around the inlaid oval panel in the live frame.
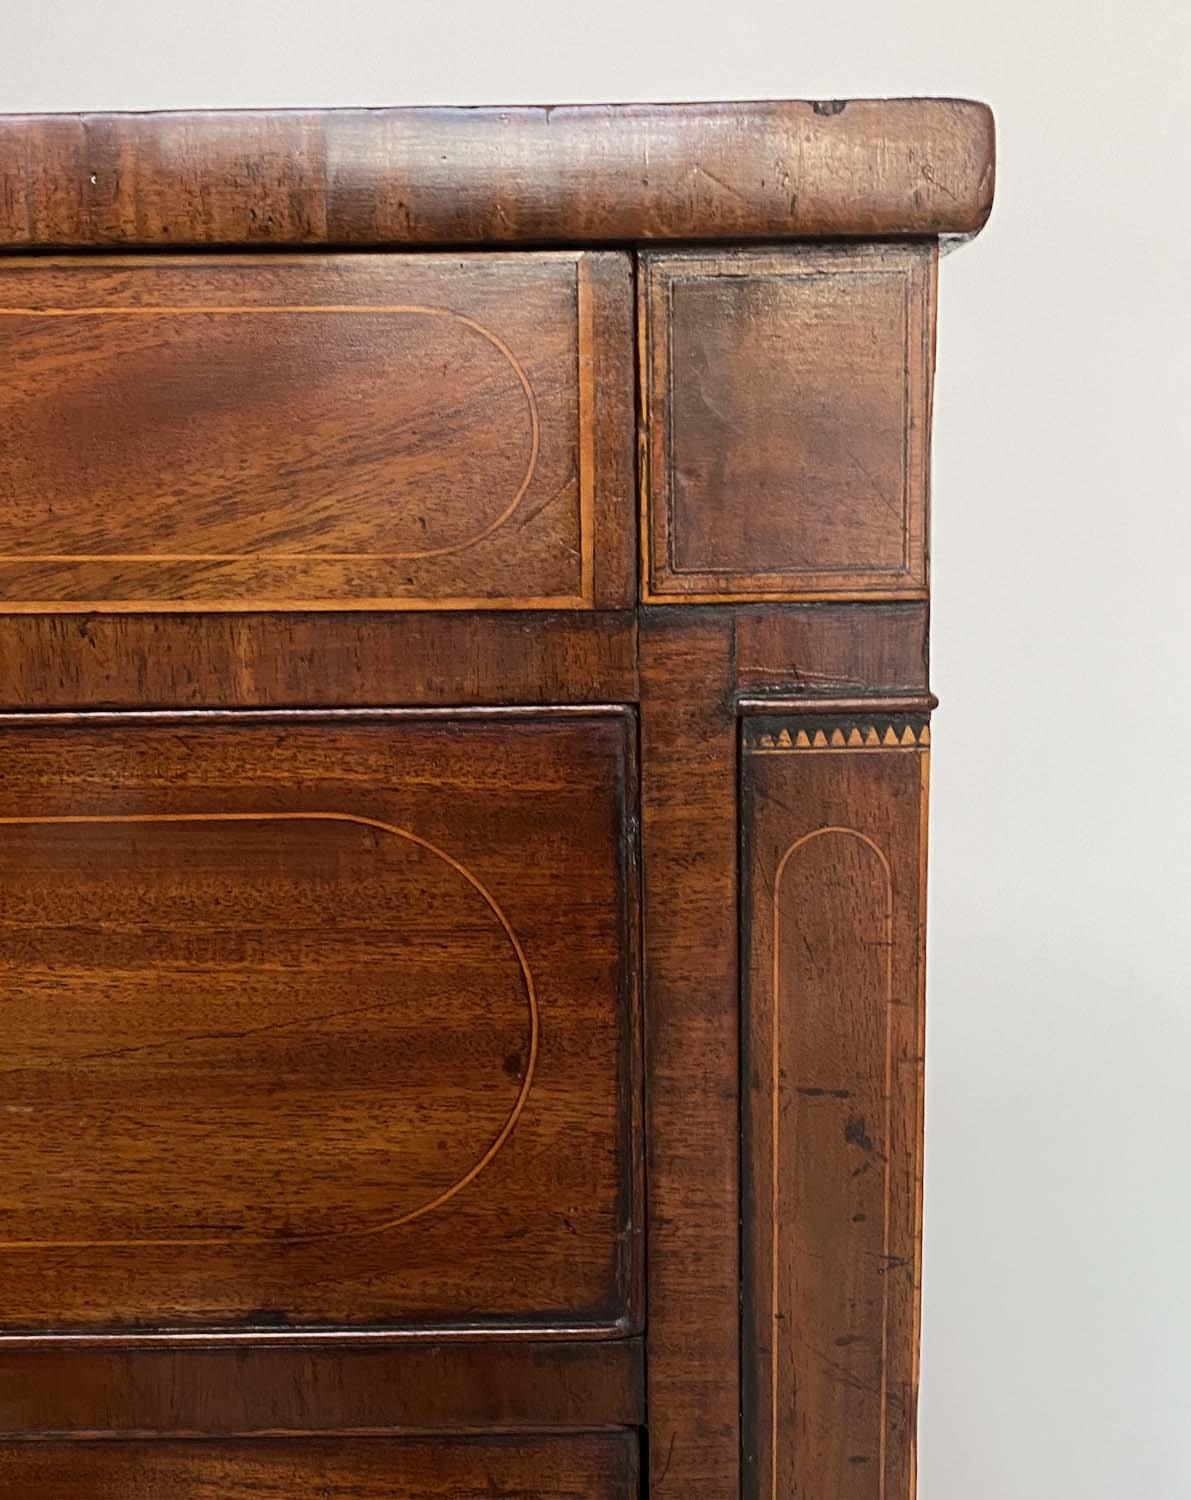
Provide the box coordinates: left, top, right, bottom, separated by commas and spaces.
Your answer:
0, 812, 533, 1247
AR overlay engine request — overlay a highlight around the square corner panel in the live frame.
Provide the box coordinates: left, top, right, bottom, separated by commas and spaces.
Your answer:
641, 245, 936, 602
0, 710, 639, 1336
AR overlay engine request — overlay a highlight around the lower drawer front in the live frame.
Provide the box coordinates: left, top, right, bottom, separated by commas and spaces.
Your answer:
0, 1433, 640, 1499
0, 710, 638, 1335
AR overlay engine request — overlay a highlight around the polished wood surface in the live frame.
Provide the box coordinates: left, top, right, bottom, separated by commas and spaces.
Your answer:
0, 1340, 644, 1436
741, 709, 929, 1500
0, 97, 995, 1500
0, 100, 994, 250
642, 245, 935, 602
0, 611, 638, 710
0, 605, 931, 713
0, 1432, 640, 1499
733, 603, 931, 698
639, 613, 741, 1499
0, 711, 639, 1335
0, 253, 633, 612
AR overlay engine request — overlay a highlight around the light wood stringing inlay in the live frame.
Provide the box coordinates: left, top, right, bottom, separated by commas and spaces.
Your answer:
0, 810, 539, 1251
0, 305, 542, 565
640, 245, 936, 605
0, 252, 616, 612
0, 709, 638, 1333
770, 826, 895, 1500
743, 721, 929, 1500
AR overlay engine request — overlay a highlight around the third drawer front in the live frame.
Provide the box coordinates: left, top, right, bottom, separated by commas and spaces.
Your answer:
0, 251, 634, 612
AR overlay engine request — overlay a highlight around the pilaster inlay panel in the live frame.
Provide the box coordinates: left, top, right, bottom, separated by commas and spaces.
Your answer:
743, 714, 929, 1500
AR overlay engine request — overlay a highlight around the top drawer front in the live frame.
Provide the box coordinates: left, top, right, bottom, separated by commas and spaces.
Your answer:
0, 252, 633, 612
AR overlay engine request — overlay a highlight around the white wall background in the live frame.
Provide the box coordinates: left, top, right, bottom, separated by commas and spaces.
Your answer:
3, 5, 1188, 1496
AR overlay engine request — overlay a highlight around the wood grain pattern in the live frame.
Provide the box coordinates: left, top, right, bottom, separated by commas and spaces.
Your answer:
741, 711, 929, 1500
639, 611, 740, 1500
734, 603, 931, 698
0, 252, 632, 611
0, 1340, 644, 1435
0, 1432, 640, 1499
0, 711, 639, 1336
0, 100, 995, 249
0, 611, 638, 711
0, 603, 928, 756
642, 245, 936, 602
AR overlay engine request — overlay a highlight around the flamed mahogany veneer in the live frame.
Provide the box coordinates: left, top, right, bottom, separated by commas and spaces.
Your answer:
0, 99, 993, 1500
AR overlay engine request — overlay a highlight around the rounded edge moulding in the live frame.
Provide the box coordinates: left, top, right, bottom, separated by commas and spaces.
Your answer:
0, 98, 995, 250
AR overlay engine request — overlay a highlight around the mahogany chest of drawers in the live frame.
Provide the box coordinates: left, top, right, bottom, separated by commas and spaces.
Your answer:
0, 99, 993, 1499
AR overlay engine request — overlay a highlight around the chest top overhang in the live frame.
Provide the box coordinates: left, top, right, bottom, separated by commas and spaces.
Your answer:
0, 97, 994, 251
